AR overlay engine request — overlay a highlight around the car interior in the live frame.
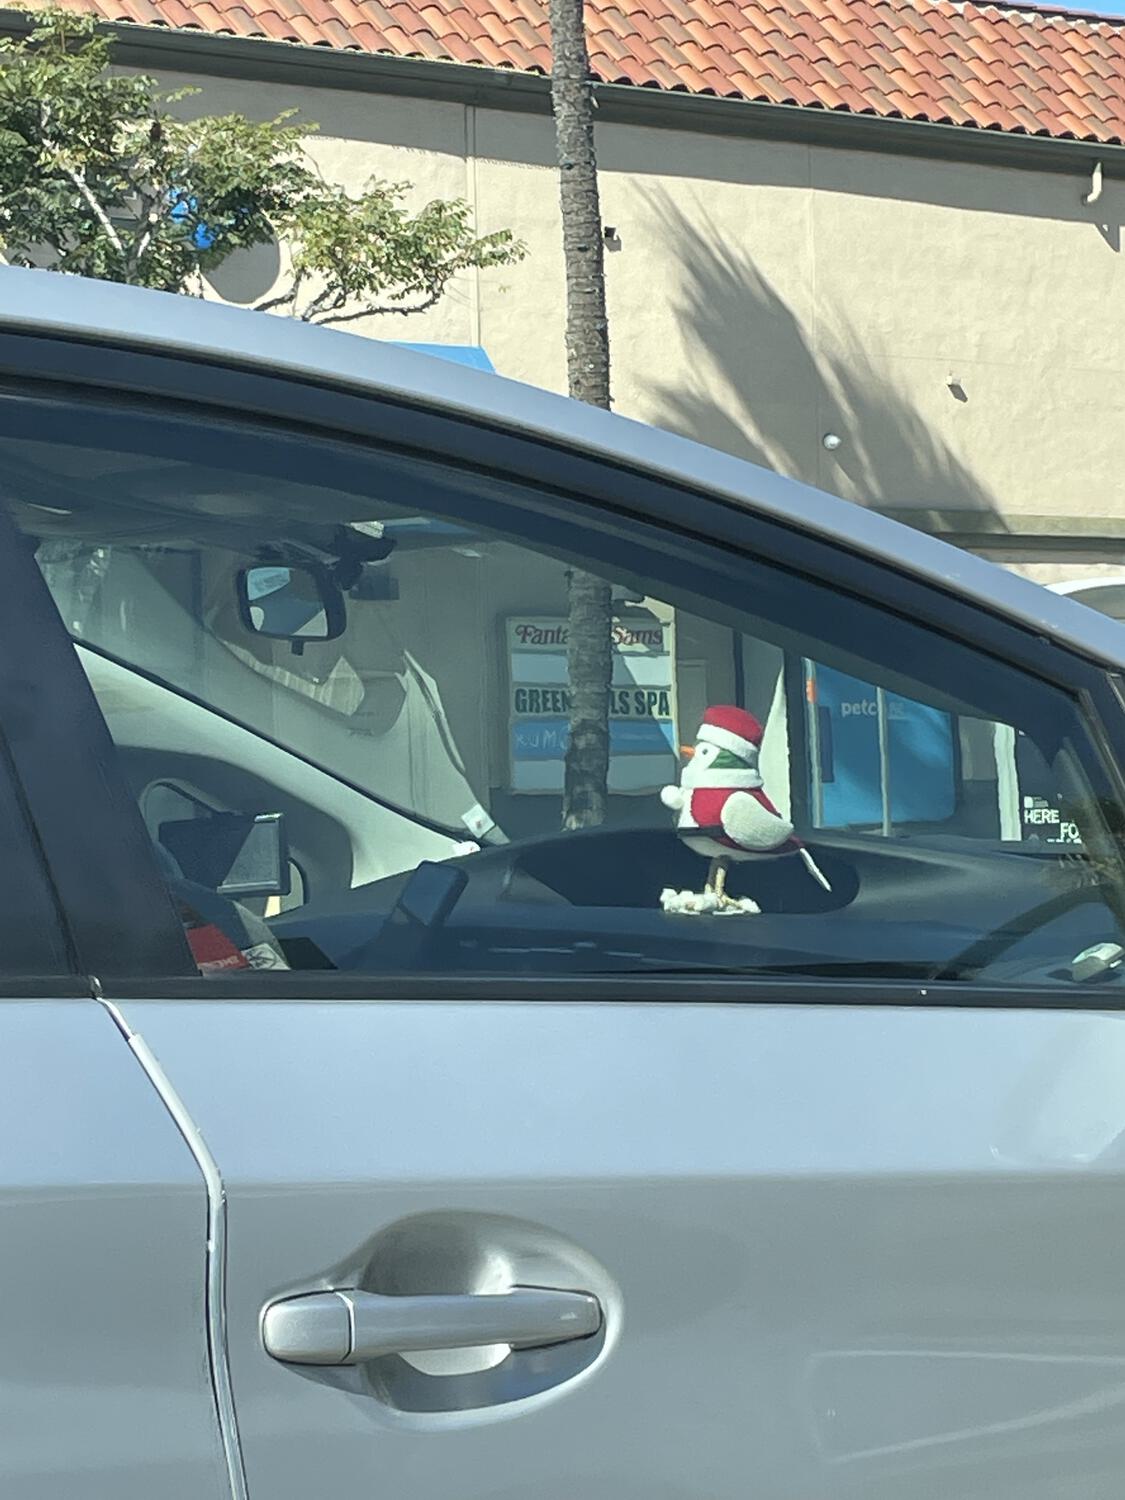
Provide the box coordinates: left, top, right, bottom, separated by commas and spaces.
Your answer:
59, 550, 1125, 989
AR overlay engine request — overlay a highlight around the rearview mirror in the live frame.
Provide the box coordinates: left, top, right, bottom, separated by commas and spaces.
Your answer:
237, 563, 344, 642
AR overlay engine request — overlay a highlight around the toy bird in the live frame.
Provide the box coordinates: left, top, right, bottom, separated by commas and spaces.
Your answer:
660, 704, 830, 914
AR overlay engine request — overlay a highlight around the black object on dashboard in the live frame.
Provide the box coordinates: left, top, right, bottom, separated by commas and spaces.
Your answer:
160, 811, 290, 899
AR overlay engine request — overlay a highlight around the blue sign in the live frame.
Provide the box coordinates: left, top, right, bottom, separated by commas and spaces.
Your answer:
389, 344, 495, 372
168, 191, 215, 251
811, 665, 955, 827
512, 717, 674, 762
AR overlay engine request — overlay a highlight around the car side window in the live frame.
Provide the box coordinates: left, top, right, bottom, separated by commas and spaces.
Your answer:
6, 386, 1125, 991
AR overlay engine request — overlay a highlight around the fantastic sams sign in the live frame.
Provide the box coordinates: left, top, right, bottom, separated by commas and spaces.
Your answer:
507, 616, 676, 794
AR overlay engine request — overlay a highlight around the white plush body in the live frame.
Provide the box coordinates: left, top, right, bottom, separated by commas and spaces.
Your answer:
660, 738, 794, 862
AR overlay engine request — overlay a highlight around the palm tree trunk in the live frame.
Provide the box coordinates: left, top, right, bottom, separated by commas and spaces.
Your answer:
562, 566, 613, 827
549, 0, 614, 830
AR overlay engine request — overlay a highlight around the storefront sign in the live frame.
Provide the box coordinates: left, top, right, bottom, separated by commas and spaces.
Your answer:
810, 664, 956, 827
1020, 794, 1081, 844
507, 615, 676, 794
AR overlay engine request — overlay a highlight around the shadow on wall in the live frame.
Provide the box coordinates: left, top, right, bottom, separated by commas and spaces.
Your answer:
647, 196, 1004, 526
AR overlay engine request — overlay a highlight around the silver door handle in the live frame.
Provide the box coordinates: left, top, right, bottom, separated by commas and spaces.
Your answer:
262, 1287, 603, 1366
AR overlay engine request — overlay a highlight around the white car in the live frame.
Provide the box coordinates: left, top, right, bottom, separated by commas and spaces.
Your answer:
4, 267, 1125, 1499
1048, 574, 1125, 623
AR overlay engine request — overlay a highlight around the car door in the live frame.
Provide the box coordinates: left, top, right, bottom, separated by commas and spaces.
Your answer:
10, 335, 1125, 1500
0, 507, 230, 1498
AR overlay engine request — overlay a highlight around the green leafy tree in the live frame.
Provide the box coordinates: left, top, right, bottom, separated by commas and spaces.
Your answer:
0, 7, 523, 321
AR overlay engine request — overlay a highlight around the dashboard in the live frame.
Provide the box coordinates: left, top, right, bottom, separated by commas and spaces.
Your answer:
270, 825, 1120, 987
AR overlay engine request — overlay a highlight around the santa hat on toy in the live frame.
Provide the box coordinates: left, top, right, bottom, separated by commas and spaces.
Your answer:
696, 705, 764, 761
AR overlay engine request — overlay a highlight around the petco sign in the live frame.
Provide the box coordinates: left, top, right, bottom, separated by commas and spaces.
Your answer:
810, 664, 956, 828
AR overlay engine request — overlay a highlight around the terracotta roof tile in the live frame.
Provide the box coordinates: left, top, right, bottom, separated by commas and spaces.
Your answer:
361, 18, 407, 46
658, 0, 698, 24
51, 0, 1125, 145
811, 75, 845, 108
477, 7, 519, 44
469, 31, 509, 63
1053, 110, 1088, 135
711, 1, 748, 27
289, 10, 324, 39
115, 0, 165, 22
182, 0, 222, 25
810, 53, 844, 86
635, 56, 675, 88
497, 36, 537, 65
785, 77, 823, 107
431, 29, 473, 61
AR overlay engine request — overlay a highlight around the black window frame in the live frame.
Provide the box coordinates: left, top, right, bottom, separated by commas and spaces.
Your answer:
3, 328, 1125, 1008
0, 498, 171, 991
0, 720, 86, 995
0, 492, 194, 983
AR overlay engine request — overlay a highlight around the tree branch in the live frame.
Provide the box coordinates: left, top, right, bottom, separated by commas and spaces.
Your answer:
254, 270, 304, 314
40, 124, 125, 257
300, 282, 345, 321
253, 287, 299, 313
37, 99, 127, 263
130, 184, 165, 270
312, 287, 444, 326
58, 161, 125, 257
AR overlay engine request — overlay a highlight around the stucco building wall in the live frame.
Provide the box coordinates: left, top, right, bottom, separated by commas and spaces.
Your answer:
162, 67, 1125, 574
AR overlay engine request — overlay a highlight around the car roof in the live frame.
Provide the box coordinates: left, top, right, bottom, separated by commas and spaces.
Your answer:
2, 267, 1123, 670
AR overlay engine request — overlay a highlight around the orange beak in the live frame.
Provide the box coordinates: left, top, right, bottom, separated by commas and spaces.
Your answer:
680, 745, 695, 759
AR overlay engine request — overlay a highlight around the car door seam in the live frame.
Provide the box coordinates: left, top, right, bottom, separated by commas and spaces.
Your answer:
94, 991, 249, 1500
